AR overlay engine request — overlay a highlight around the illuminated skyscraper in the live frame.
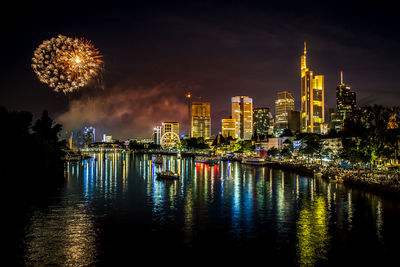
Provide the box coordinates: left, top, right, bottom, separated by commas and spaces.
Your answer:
253, 107, 273, 136
221, 118, 237, 138
232, 96, 253, 139
275, 92, 295, 130
301, 42, 325, 133
83, 126, 95, 146
336, 71, 356, 121
153, 126, 162, 145
190, 101, 211, 138
162, 122, 179, 137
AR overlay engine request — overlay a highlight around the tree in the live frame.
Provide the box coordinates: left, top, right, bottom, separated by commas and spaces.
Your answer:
341, 105, 400, 170
298, 134, 322, 163
267, 147, 280, 158
280, 146, 292, 159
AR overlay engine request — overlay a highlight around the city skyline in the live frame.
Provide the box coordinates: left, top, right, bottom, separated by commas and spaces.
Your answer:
1, 2, 400, 139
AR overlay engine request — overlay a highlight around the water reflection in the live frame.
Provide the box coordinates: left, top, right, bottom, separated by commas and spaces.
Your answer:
296, 195, 330, 265
20, 153, 400, 265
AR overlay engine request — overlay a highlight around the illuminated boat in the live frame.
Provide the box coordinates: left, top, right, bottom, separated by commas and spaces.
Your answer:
194, 156, 220, 165
156, 171, 179, 180
241, 157, 268, 166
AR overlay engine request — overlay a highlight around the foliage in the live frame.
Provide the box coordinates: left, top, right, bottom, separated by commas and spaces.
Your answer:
181, 137, 209, 150
341, 105, 400, 167
232, 140, 255, 153
280, 146, 292, 159
267, 147, 280, 157
298, 134, 322, 161
0, 107, 66, 202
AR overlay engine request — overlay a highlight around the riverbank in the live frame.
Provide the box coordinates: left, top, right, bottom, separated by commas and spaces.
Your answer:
268, 160, 400, 198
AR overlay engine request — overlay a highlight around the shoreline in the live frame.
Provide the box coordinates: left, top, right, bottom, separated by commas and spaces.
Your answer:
266, 160, 400, 199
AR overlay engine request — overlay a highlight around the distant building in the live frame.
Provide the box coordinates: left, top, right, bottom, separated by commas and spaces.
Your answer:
221, 118, 237, 138
83, 126, 95, 147
253, 107, 273, 136
232, 96, 253, 139
301, 42, 325, 133
162, 122, 179, 137
288, 110, 301, 133
153, 126, 162, 145
328, 108, 342, 132
336, 71, 356, 122
191, 102, 211, 138
102, 134, 113, 143
275, 91, 295, 130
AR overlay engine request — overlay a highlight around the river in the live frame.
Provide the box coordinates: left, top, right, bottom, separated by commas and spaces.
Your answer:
15, 152, 400, 265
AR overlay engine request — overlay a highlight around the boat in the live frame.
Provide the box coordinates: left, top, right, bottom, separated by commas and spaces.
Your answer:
156, 171, 179, 180
241, 157, 268, 166
194, 155, 220, 165
152, 154, 163, 164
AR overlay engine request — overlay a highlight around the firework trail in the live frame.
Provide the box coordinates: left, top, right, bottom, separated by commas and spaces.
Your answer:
32, 35, 103, 93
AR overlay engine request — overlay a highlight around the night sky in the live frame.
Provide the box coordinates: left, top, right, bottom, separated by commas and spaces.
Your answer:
2, 1, 400, 139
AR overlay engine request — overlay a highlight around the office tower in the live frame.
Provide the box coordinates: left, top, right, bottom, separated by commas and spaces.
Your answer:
232, 96, 253, 139
275, 91, 295, 130
288, 110, 301, 132
221, 118, 237, 138
186, 92, 192, 137
300, 42, 325, 133
162, 122, 180, 137
83, 126, 95, 146
190, 101, 211, 138
336, 71, 356, 121
253, 107, 273, 136
153, 126, 162, 145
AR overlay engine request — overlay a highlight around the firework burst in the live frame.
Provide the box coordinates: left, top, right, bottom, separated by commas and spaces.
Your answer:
32, 35, 103, 93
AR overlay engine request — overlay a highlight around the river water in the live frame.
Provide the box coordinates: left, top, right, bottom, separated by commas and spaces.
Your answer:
15, 153, 400, 265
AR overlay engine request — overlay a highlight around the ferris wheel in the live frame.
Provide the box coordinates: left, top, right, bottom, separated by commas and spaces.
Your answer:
160, 132, 181, 150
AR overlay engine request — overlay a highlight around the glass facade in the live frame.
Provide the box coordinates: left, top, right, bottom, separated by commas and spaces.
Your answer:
190, 102, 211, 138
232, 96, 253, 139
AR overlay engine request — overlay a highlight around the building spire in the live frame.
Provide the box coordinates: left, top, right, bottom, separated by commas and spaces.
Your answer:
304, 41, 307, 55
340, 70, 344, 84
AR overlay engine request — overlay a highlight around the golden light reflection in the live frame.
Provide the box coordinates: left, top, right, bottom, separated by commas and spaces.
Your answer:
297, 195, 330, 265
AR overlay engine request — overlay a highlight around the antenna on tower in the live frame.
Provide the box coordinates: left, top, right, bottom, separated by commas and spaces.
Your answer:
304, 41, 307, 55
340, 70, 344, 84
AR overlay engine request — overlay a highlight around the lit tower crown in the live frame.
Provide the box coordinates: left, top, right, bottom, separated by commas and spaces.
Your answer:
301, 41, 308, 76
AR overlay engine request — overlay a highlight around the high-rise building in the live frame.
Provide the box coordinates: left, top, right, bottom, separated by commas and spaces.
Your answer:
162, 122, 179, 137
288, 110, 301, 133
83, 126, 95, 146
300, 42, 325, 133
253, 107, 273, 136
275, 92, 295, 130
190, 101, 211, 138
221, 118, 237, 138
336, 71, 356, 121
153, 126, 162, 145
232, 96, 253, 139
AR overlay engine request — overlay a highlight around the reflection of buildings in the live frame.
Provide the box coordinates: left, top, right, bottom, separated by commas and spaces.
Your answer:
300, 42, 325, 133
232, 96, 253, 139
297, 196, 329, 265
190, 102, 211, 138
253, 107, 273, 136
162, 122, 180, 136
275, 92, 295, 130
221, 118, 237, 138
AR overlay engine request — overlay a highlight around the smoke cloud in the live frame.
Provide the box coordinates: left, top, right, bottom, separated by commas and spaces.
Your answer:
57, 83, 188, 140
